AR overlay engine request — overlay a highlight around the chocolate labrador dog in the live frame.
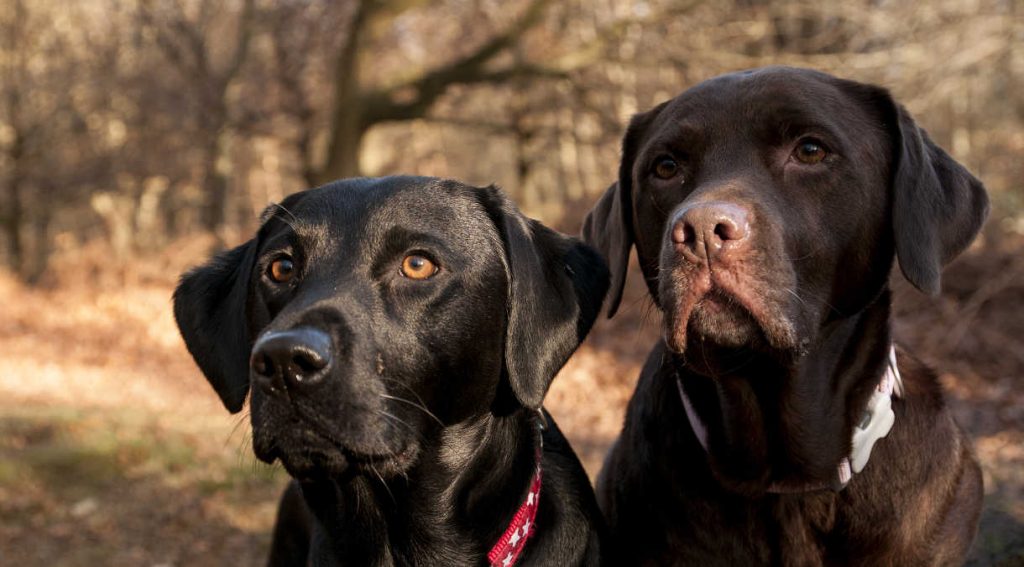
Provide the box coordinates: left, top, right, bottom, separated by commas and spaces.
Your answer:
174, 177, 609, 566
583, 67, 987, 565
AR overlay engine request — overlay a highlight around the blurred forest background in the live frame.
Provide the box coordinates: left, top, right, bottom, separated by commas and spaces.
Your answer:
1, 0, 1022, 565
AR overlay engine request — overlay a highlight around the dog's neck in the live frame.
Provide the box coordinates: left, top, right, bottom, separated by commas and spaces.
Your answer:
298, 409, 541, 566
675, 289, 894, 494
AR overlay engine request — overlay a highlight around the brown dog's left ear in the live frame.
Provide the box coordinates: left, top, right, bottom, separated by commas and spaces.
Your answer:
478, 186, 610, 410
882, 97, 989, 295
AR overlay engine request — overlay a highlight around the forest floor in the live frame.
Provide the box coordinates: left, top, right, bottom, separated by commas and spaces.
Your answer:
0, 234, 1021, 566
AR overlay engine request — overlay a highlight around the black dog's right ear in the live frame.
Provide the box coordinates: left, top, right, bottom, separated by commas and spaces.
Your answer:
878, 94, 989, 295
581, 101, 666, 317
173, 240, 258, 413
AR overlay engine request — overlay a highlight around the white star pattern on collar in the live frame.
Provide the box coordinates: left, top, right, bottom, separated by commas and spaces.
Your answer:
486, 418, 544, 567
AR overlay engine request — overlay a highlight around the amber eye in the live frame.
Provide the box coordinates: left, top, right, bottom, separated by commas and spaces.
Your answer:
268, 257, 295, 283
400, 254, 438, 280
794, 140, 828, 164
653, 156, 680, 179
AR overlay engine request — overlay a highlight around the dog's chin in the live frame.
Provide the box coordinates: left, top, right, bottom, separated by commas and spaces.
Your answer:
664, 301, 771, 373
685, 294, 764, 349
663, 286, 797, 359
252, 423, 420, 481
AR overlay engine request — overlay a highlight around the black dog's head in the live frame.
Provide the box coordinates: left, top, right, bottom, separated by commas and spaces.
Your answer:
584, 67, 988, 368
174, 177, 608, 480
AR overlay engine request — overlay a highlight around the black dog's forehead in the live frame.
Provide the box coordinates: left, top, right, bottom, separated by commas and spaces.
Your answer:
652, 67, 882, 146
259, 176, 498, 258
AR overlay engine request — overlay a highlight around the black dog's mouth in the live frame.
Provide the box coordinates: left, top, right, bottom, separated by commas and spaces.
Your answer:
266, 443, 419, 481
252, 413, 420, 480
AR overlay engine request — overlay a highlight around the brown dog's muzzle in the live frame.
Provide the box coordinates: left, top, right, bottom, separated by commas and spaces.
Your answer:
670, 201, 752, 266
659, 197, 799, 356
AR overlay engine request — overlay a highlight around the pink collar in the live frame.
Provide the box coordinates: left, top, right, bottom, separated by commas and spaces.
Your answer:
676, 345, 905, 493
486, 418, 544, 567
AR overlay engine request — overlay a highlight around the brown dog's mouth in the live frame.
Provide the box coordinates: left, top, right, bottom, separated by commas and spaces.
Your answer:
688, 291, 762, 347
662, 266, 797, 355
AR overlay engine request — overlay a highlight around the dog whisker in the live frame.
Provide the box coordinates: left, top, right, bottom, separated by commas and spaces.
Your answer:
783, 286, 843, 318
267, 201, 300, 228
228, 410, 250, 442
377, 409, 427, 445
370, 463, 396, 504
379, 392, 444, 427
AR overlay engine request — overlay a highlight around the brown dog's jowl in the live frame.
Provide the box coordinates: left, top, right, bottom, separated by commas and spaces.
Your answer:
584, 67, 987, 566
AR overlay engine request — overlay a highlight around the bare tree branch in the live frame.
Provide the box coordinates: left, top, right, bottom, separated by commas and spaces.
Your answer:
361, 0, 554, 125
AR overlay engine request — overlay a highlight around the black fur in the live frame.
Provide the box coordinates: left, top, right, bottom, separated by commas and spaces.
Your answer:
174, 177, 609, 566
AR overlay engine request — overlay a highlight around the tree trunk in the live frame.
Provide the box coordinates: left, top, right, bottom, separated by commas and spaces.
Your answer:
2, 3, 26, 277
317, 1, 374, 184
200, 124, 231, 249
309, 0, 553, 185
25, 203, 50, 285
319, 125, 364, 183
3, 174, 24, 275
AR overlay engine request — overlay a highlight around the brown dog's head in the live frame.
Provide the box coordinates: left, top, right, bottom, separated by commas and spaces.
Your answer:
584, 67, 988, 368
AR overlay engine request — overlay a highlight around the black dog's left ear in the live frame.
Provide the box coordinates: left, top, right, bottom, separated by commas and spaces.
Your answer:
881, 95, 989, 295
173, 240, 258, 413
479, 186, 610, 410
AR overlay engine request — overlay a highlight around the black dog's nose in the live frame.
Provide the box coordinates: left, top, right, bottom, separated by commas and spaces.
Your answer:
251, 327, 333, 393
671, 202, 751, 262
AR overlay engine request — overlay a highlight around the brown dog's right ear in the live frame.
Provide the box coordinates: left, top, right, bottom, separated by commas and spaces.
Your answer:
582, 101, 666, 317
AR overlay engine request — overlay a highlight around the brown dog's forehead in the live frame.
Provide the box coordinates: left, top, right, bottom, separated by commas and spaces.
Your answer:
657, 67, 880, 139
672, 67, 841, 111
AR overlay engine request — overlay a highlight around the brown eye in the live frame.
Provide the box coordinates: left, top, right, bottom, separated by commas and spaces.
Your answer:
268, 257, 295, 283
654, 157, 680, 179
400, 254, 438, 280
794, 140, 828, 164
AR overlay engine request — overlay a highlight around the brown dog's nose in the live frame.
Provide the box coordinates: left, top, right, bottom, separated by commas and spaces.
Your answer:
251, 327, 333, 394
671, 202, 751, 262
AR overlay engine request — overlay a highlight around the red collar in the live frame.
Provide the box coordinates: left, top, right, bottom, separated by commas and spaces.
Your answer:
676, 345, 905, 493
486, 418, 544, 567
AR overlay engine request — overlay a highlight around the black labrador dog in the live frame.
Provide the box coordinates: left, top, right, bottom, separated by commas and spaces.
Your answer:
174, 177, 609, 566
583, 67, 987, 565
